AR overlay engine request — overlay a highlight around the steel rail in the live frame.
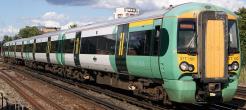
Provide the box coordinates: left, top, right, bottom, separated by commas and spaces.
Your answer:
0, 70, 45, 110
0, 69, 65, 110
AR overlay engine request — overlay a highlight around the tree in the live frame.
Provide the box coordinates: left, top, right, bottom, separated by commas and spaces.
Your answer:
236, 7, 246, 65
13, 35, 21, 40
3, 35, 13, 42
18, 26, 42, 38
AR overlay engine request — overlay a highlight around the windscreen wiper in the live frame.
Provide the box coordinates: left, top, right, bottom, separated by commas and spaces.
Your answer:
185, 33, 196, 55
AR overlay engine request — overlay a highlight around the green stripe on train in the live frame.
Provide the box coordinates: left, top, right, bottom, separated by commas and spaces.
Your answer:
56, 33, 65, 65
109, 26, 118, 73
61, 34, 65, 65
56, 34, 62, 65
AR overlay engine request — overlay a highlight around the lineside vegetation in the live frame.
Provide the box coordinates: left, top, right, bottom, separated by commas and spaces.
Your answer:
237, 7, 246, 83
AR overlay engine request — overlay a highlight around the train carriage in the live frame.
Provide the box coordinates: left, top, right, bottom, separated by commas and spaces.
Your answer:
2, 3, 241, 104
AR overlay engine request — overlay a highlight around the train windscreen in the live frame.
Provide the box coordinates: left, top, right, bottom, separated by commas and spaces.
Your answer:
228, 20, 239, 53
177, 20, 197, 53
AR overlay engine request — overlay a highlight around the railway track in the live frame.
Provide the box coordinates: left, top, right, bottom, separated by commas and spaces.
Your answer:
4, 64, 172, 110
0, 69, 65, 110
198, 86, 246, 110
209, 103, 242, 110
236, 86, 246, 99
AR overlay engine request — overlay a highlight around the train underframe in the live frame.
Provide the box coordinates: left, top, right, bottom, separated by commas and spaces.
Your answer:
4, 57, 170, 104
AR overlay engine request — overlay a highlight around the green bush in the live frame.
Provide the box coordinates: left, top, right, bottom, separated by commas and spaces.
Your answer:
237, 7, 246, 84
240, 66, 246, 84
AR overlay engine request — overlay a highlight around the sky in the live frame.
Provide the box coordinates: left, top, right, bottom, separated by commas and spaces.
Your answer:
0, 0, 246, 40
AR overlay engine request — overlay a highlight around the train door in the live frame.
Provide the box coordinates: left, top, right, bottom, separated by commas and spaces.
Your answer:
22, 42, 25, 59
198, 11, 228, 82
24, 41, 28, 60
115, 24, 128, 73
150, 19, 162, 78
126, 19, 154, 77
33, 39, 36, 61
74, 32, 81, 67
25, 42, 28, 60
14, 42, 16, 58
21, 41, 23, 59
26, 41, 30, 60
47, 37, 51, 63
27, 40, 31, 60
28, 40, 33, 60
57, 33, 65, 65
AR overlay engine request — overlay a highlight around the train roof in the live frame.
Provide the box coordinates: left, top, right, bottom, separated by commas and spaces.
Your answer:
4, 2, 237, 45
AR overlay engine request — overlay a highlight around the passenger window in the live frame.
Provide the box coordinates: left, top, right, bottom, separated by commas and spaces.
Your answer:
16, 45, 19, 52
23, 44, 27, 52
64, 38, 75, 53
97, 34, 116, 55
9, 45, 12, 52
107, 34, 116, 54
81, 37, 97, 54
17, 44, 22, 52
80, 34, 116, 55
51, 40, 58, 53
29, 44, 33, 52
97, 36, 107, 54
36, 42, 47, 53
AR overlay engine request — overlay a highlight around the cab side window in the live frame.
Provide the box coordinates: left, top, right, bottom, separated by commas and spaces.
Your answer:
128, 30, 152, 56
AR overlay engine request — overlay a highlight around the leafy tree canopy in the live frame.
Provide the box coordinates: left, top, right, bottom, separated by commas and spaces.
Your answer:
236, 7, 246, 65
18, 26, 42, 38
3, 35, 12, 43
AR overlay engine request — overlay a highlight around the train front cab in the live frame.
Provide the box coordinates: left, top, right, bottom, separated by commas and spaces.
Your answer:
161, 4, 240, 104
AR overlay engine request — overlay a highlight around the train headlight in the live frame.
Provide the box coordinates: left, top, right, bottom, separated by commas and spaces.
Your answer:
179, 62, 189, 71
228, 61, 239, 71
188, 65, 195, 72
179, 62, 195, 72
231, 61, 239, 71
228, 65, 233, 71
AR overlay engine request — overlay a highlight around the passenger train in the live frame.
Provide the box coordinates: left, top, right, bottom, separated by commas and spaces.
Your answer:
2, 3, 241, 104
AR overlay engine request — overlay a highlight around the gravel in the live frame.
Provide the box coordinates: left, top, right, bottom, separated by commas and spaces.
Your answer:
0, 77, 31, 109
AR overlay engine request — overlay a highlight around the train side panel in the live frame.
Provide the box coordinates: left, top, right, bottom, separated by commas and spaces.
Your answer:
79, 26, 116, 72
80, 54, 114, 72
